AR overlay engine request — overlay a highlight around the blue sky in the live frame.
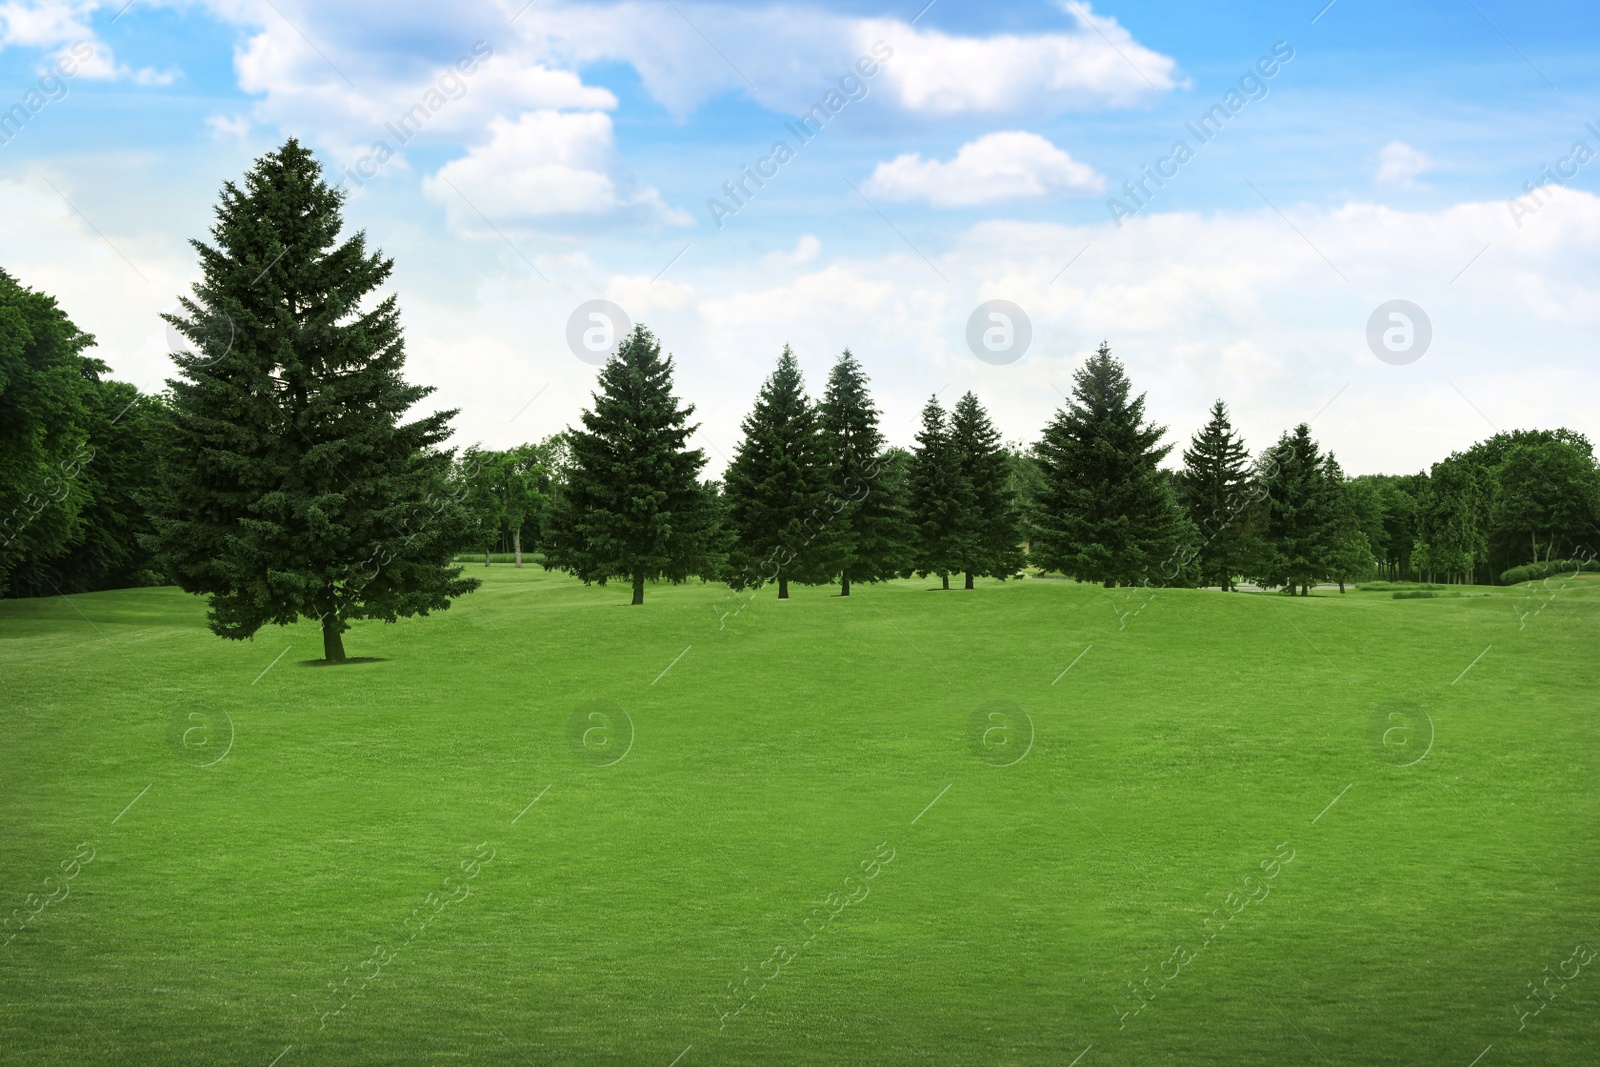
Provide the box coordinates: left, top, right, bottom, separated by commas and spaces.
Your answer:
2, 0, 1597, 475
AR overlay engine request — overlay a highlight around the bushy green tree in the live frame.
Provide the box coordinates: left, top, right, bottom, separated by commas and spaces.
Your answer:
907, 395, 967, 589
543, 324, 721, 604
6, 378, 166, 597
1492, 438, 1600, 566
0, 269, 97, 589
949, 391, 1022, 588
148, 139, 476, 661
1032, 343, 1190, 586
459, 445, 506, 566
1413, 455, 1490, 584
814, 349, 908, 595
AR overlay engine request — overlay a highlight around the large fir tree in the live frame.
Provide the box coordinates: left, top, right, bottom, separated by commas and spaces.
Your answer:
814, 349, 908, 595
148, 139, 476, 662
948, 391, 1023, 588
1032, 343, 1190, 585
1174, 399, 1253, 590
543, 324, 720, 604
1251, 423, 1338, 595
907, 395, 968, 589
723, 346, 829, 599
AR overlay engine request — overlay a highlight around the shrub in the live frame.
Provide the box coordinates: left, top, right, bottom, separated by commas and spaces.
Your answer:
1498, 559, 1600, 585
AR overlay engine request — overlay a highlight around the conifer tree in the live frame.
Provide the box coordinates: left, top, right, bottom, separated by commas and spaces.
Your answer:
815, 349, 908, 595
723, 346, 829, 599
907, 395, 967, 589
543, 324, 720, 604
1323, 453, 1375, 593
949, 391, 1023, 588
148, 139, 476, 662
1174, 399, 1253, 590
1251, 423, 1338, 595
1032, 343, 1189, 585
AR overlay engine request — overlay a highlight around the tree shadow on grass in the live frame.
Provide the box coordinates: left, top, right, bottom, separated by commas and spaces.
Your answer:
297, 657, 389, 667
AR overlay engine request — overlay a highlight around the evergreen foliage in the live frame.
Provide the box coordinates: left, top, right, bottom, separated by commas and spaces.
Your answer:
147, 139, 476, 661
1032, 343, 1191, 586
543, 323, 720, 604
814, 349, 908, 595
723, 346, 829, 599
948, 391, 1023, 588
1174, 399, 1253, 590
906, 395, 967, 589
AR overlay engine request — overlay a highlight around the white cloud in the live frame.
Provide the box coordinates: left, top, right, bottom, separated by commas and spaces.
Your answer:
131, 64, 180, 85
0, 1, 179, 83
205, 113, 251, 141
761, 234, 822, 267
539, 0, 1179, 119
859, 3, 1180, 116
1376, 140, 1434, 188
231, 26, 614, 164
423, 111, 688, 227
539, 193, 1600, 478
864, 131, 1104, 206
0, 0, 92, 49
12, 163, 1600, 478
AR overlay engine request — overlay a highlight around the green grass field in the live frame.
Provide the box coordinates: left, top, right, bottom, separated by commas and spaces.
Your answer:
3, 568, 1597, 1065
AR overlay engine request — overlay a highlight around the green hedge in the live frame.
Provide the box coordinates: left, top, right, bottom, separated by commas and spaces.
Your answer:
1499, 559, 1600, 585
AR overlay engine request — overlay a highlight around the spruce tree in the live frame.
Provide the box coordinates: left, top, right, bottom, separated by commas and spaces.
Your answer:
543, 324, 720, 604
815, 349, 909, 595
1323, 453, 1374, 593
1251, 423, 1337, 595
148, 139, 477, 662
949, 391, 1023, 588
1032, 343, 1189, 586
907, 395, 967, 589
1174, 399, 1253, 590
723, 346, 829, 599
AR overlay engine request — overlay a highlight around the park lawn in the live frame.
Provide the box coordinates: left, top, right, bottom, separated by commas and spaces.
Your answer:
1, 568, 1596, 1065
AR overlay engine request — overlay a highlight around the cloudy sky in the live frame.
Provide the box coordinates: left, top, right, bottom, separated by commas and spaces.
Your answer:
1, 0, 1597, 475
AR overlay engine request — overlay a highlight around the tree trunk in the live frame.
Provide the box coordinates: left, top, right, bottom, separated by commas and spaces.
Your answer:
942, 574, 950, 590
631, 570, 644, 605
514, 527, 523, 568
965, 571, 975, 590
778, 575, 790, 600
322, 618, 346, 663
840, 574, 851, 597
484, 548, 491, 567
1102, 577, 1114, 588
1338, 579, 1346, 594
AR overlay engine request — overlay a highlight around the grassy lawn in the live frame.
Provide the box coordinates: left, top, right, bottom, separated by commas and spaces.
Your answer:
2, 568, 1597, 1065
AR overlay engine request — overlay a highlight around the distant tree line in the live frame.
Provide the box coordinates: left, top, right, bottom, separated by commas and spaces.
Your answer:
3, 140, 1597, 658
